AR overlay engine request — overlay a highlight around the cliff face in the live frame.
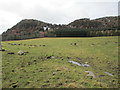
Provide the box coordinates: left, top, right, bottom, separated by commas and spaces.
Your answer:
2, 16, 118, 41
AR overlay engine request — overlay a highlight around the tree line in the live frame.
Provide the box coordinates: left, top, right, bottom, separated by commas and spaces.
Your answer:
2, 27, 120, 41
53, 27, 120, 37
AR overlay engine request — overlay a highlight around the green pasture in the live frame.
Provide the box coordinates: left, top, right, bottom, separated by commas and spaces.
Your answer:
1, 36, 119, 88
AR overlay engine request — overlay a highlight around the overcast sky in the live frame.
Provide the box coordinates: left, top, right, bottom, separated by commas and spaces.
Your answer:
0, 0, 119, 34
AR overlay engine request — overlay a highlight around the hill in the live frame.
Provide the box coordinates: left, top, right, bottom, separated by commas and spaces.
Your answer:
2, 19, 58, 40
2, 16, 119, 41
68, 16, 118, 29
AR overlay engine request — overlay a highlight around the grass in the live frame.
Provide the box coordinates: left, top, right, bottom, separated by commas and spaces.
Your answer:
1, 36, 119, 88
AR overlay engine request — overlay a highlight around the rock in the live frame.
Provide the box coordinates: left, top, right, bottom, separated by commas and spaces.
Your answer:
51, 56, 55, 59
52, 72, 56, 75
67, 57, 71, 59
45, 80, 49, 83
58, 83, 63, 85
85, 71, 96, 78
43, 45, 46, 47
27, 62, 32, 65
85, 62, 88, 64
10, 82, 18, 88
18, 50, 25, 55
33, 60, 37, 62
24, 51, 29, 53
18, 50, 29, 55
39, 70, 43, 72
11, 43, 17, 45
47, 56, 55, 59
11, 84, 18, 88
26, 81, 32, 84
74, 43, 77, 45
0, 49, 6, 51
8, 52, 15, 54
12, 70, 15, 72
91, 43, 95, 45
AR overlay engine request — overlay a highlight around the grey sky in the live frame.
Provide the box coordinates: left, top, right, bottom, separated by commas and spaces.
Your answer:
0, 0, 119, 34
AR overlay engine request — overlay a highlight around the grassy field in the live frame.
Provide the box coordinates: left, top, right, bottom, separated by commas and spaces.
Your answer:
1, 36, 119, 88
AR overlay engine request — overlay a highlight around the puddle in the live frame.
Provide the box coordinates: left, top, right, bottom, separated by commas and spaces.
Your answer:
104, 72, 113, 76
68, 61, 90, 67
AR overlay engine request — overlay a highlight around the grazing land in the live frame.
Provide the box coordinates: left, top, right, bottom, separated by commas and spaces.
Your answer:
1, 36, 119, 88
